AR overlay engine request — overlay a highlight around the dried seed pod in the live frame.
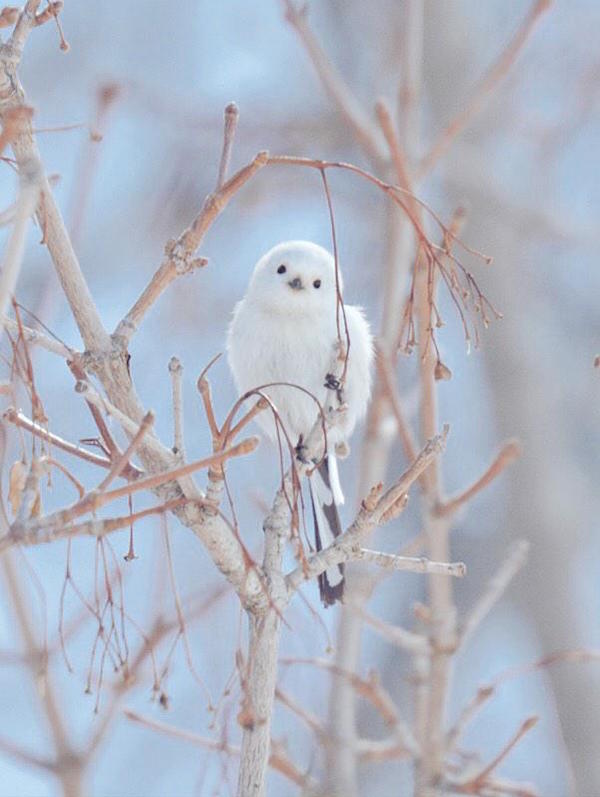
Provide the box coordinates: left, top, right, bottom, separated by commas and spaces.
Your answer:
434, 361, 452, 381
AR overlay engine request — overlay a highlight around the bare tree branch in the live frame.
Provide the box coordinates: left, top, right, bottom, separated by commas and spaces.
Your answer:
419, 0, 552, 176
436, 439, 522, 517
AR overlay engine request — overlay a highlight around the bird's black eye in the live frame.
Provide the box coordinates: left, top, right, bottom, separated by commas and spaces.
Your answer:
277, 264, 286, 274
313, 279, 321, 289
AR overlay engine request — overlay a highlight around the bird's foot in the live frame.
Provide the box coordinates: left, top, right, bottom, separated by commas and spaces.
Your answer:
295, 435, 310, 464
335, 440, 350, 459
324, 372, 344, 404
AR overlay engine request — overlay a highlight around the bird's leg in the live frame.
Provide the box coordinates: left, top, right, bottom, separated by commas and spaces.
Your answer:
335, 440, 350, 459
295, 434, 310, 464
324, 372, 344, 404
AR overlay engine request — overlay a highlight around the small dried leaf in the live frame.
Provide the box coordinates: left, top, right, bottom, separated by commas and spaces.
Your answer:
434, 361, 452, 381
8, 460, 27, 516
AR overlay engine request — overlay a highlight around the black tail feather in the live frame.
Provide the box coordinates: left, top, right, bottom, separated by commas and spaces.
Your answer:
309, 457, 345, 607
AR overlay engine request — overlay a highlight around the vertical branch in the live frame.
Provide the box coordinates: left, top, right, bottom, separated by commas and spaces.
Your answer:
326, 5, 424, 795
0, 552, 84, 797
0, 157, 41, 336
168, 357, 185, 459
216, 102, 239, 189
2, 108, 111, 351
236, 481, 290, 796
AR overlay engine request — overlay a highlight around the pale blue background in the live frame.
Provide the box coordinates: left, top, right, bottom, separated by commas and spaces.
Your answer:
0, 1, 598, 795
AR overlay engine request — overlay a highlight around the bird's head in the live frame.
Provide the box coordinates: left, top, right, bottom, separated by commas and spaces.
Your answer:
246, 241, 342, 315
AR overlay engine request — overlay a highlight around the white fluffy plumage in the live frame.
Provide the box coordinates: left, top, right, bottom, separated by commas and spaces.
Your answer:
226, 240, 373, 605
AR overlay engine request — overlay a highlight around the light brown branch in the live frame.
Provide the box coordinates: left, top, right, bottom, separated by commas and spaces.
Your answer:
4, 438, 258, 552
419, 0, 552, 176
0, 733, 54, 773
32, 1, 63, 29
355, 549, 465, 578
2, 317, 72, 357
3, 408, 114, 469
459, 716, 539, 792
276, 687, 325, 738
436, 439, 521, 517
124, 709, 315, 790
114, 151, 268, 342
227, 398, 268, 442
445, 685, 495, 755
374, 343, 418, 465
216, 101, 239, 188
282, 0, 385, 163
6, 499, 188, 550
9, 1, 42, 55
0, 157, 41, 336
96, 411, 154, 491
286, 428, 447, 593
354, 604, 428, 654
0, 8, 19, 31
196, 356, 222, 443
460, 541, 529, 649
168, 357, 185, 458
281, 657, 418, 756
375, 97, 419, 214
0, 550, 84, 796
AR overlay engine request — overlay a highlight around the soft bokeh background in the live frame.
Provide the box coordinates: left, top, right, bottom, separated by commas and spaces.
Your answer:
0, 1, 599, 795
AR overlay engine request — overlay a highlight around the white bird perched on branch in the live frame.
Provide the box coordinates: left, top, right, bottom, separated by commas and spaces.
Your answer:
227, 241, 373, 606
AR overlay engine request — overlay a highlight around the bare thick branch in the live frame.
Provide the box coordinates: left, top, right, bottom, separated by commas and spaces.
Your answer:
286, 429, 447, 594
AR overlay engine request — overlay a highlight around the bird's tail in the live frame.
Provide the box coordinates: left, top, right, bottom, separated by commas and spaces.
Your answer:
309, 455, 345, 607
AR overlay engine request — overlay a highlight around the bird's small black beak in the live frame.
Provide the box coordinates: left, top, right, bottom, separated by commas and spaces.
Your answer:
288, 277, 303, 290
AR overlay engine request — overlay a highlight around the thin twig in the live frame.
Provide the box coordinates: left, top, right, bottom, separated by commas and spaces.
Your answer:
436, 440, 521, 517
459, 716, 539, 792
460, 541, 530, 649
354, 604, 428, 654
3, 408, 114, 469
216, 102, 239, 188
114, 151, 268, 341
9, 436, 259, 541
446, 685, 495, 754
355, 549, 465, 578
286, 428, 447, 593
0, 157, 42, 336
168, 357, 185, 459
419, 0, 552, 176
124, 709, 314, 789
282, 0, 385, 163
2, 317, 72, 357
96, 411, 154, 491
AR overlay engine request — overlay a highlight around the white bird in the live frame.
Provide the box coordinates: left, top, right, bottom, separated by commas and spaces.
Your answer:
227, 241, 373, 606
